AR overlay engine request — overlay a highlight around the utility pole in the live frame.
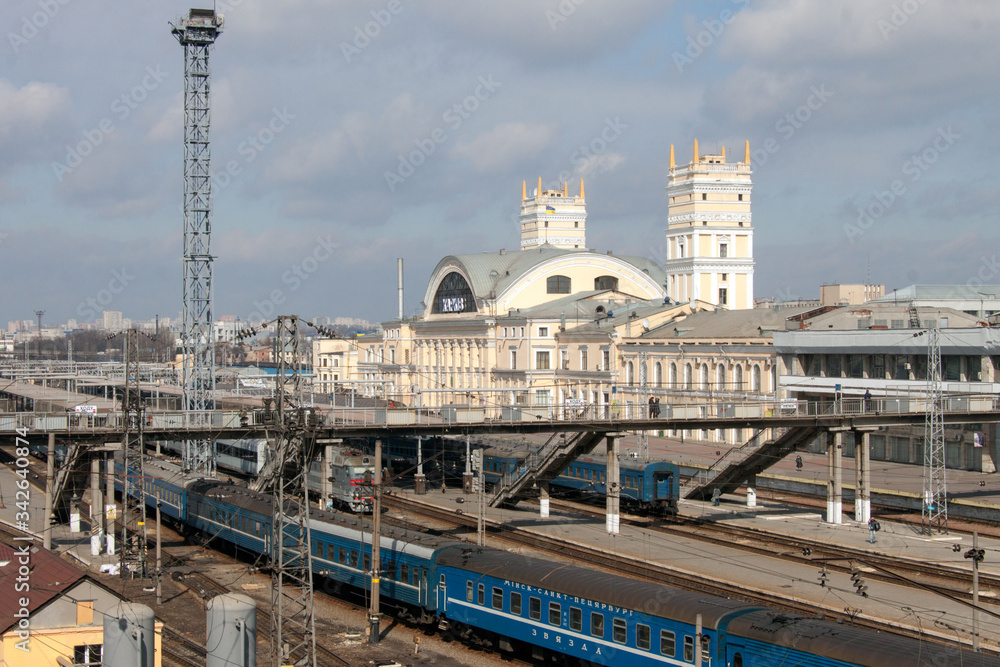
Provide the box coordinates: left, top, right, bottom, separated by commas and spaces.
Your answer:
35, 310, 44, 360
119, 329, 147, 578
472, 448, 485, 546
638, 350, 648, 459
172, 8, 222, 476
965, 532, 985, 652
155, 490, 163, 606
368, 440, 382, 644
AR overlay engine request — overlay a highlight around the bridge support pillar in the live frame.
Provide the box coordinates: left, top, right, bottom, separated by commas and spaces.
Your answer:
606, 435, 620, 534
539, 482, 550, 518
91, 454, 103, 556
855, 431, 871, 523
826, 431, 843, 524
746, 475, 757, 508
43, 432, 55, 550
322, 444, 333, 510
105, 452, 116, 556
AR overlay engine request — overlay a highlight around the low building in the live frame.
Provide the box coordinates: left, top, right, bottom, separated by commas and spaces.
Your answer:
774, 303, 1000, 470
0, 542, 162, 667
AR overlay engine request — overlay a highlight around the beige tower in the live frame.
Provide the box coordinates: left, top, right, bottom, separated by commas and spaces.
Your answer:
664, 140, 754, 309
520, 177, 587, 249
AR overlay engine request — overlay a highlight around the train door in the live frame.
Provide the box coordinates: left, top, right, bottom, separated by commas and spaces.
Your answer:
419, 567, 428, 607
654, 471, 673, 500
726, 643, 746, 667
438, 574, 447, 613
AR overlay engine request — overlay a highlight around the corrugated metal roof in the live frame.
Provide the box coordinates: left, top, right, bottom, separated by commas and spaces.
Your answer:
0, 541, 85, 634
641, 306, 817, 340
873, 284, 1000, 302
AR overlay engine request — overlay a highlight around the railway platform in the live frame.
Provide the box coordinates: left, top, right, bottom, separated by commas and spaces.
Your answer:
389, 476, 1000, 654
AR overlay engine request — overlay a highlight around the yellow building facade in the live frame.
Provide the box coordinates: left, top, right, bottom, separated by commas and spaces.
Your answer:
664, 140, 755, 310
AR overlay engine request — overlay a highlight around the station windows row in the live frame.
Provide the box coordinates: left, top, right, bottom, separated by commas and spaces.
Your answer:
562, 465, 642, 491
466, 581, 709, 661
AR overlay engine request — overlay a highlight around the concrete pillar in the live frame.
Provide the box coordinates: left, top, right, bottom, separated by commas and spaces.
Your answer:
826, 431, 843, 524
91, 455, 103, 556
70, 493, 81, 533
746, 475, 757, 508
606, 435, 620, 534
855, 431, 871, 523
322, 444, 333, 510
463, 435, 474, 494
105, 452, 116, 555
414, 436, 426, 495
539, 481, 550, 518
43, 432, 55, 550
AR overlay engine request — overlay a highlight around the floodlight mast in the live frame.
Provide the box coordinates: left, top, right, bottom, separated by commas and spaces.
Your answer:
172, 8, 222, 476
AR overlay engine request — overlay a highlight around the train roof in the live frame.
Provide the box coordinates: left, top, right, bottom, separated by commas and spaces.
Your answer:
434, 544, 758, 628
725, 609, 999, 666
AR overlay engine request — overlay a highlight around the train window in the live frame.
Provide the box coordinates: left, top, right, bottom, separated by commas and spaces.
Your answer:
363, 554, 371, 571
660, 630, 676, 656
569, 608, 582, 631
312, 541, 320, 557
529, 597, 541, 621
548, 602, 561, 626
466, 581, 474, 602
732, 653, 742, 667
351, 550, 358, 567
492, 587, 503, 610
477, 583, 485, 605
700, 636, 710, 661
684, 636, 694, 662
510, 592, 522, 615
612, 618, 627, 644
600, 472, 606, 484
338, 547, 347, 565
590, 612, 604, 638
637, 624, 650, 650
401, 563, 409, 584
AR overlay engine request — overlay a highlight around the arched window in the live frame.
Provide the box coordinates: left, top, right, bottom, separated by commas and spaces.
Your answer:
547, 275, 571, 294
684, 363, 693, 390
626, 361, 634, 386
752, 364, 762, 393
594, 275, 619, 291
733, 365, 743, 391
432, 272, 477, 314
700, 363, 709, 390
716, 364, 726, 392
669, 362, 677, 389
654, 362, 663, 388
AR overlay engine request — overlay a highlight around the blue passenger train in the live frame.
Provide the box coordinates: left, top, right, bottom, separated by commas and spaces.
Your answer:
118, 462, 994, 666
482, 446, 679, 514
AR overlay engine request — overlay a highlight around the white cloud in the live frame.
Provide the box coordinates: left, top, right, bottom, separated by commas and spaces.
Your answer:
451, 122, 557, 173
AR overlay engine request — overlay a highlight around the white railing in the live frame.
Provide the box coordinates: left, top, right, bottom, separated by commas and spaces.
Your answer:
1, 393, 997, 434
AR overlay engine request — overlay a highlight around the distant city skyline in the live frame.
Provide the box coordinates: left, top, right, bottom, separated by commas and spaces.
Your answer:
2, 1, 997, 326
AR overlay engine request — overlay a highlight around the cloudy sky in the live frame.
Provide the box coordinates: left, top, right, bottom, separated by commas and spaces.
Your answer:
2, 0, 998, 328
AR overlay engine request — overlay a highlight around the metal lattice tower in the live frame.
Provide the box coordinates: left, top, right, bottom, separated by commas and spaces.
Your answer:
120, 329, 147, 577
172, 9, 222, 475
922, 326, 947, 534
268, 316, 318, 667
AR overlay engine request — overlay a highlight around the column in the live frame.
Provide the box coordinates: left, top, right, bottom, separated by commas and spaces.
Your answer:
322, 444, 333, 510
746, 474, 757, 508
539, 481, 550, 518
855, 431, 871, 523
91, 454, 103, 555
43, 432, 55, 550
826, 431, 843, 524
606, 435, 620, 534
105, 452, 116, 555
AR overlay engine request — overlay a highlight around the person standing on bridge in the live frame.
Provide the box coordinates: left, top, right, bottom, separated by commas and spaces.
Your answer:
864, 389, 872, 413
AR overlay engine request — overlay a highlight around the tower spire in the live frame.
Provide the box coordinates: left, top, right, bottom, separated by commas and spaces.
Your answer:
522, 180, 526, 199
580, 178, 585, 198
537, 176, 542, 196
669, 144, 675, 168
693, 138, 699, 163
744, 140, 750, 164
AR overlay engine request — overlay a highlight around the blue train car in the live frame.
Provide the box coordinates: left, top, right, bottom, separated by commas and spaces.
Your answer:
482, 447, 679, 514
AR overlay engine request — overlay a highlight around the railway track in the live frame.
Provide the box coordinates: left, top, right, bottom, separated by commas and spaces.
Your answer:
382, 493, 999, 653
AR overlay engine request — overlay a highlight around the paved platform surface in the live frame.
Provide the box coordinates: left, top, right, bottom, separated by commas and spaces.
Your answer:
395, 479, 1000, 654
